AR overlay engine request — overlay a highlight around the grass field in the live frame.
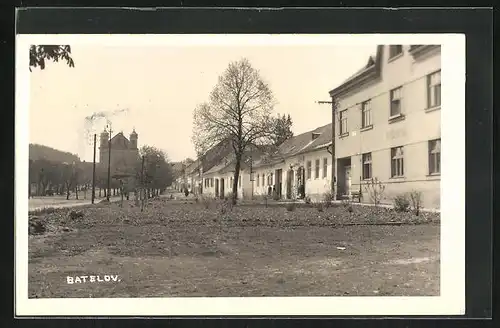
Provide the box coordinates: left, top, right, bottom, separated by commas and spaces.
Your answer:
28, 198, 440, 298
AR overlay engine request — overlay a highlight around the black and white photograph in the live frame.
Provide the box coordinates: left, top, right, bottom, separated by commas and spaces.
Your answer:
16, 33, 465, 316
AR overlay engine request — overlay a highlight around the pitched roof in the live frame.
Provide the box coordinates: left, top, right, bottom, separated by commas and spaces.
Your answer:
329, 45, 383, 97
110, 132, 131, 149
253, 123, 332, 169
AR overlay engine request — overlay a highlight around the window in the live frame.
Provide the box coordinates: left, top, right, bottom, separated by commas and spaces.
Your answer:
315, 159, 320, 179
323, 158, 328, 178
428, 139, 441, 174
257, 174, 260, 186
210, 178, 213, 187
389, 45, 403, 59
361, 100, 372, 128
306, 161, 312, 179
391, 146, 404, 177
262, 174, 264, 186
339, 110, 348, 135
390, 87, 403, 117
362, 153, 372, 180
427, 70, 441, 108
270, 173, 273, 186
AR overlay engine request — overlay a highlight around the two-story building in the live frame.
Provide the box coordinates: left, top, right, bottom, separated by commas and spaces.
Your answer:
329, 44, 441, 208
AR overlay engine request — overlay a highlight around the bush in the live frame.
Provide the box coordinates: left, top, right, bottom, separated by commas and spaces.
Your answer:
315, 201, 324, 212
272, 191, 280, 201
322, 191, 335, 208
304, 196, 311, 205
364, 177, 386, 206
393, 194, 411, 212
341, 199, 353, 213
200, 196, 212, 209
285, 202, 296, 212
29, 219, 46, 235
69, 210, 84, 220
409, 190, 423, 216
184, 189, 189, 197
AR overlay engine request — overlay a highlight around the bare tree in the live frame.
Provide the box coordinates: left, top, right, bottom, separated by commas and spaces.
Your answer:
192, 58, 276, 205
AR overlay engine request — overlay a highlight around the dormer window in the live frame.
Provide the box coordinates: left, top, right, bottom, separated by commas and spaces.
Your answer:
389, 45, 403, 60
312, 133, 321, 140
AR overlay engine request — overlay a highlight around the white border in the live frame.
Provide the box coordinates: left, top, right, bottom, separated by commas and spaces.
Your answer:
15, 34, 465, 316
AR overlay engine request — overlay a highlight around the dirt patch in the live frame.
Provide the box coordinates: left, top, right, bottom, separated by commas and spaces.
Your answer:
28, 200, 440, 298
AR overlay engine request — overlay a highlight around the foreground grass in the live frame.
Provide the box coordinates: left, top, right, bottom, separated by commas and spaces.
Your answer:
28, 200, 440, 298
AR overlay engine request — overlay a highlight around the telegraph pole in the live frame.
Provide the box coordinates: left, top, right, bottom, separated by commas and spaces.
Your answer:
91, 134, 97, 204
140, 155, 145, 211
317, 99, 337, 200
249, 154, 254, 200
106, 123, 112, 201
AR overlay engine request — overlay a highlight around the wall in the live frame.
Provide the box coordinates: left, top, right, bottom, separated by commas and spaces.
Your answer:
334, 45, 441, 208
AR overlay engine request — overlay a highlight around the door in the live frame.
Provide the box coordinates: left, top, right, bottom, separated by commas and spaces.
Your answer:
344, 166, 352, 195
220, 178, 225, 199
215, 179, 219, 198
286, 169, 294, 199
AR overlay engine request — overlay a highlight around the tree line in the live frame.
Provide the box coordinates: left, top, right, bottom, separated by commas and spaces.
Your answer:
29, 145, 174, 200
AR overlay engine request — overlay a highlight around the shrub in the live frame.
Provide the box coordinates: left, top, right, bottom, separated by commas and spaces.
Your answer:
29, 219, 46, 235
409, 190, 423, 216
322, 191, 335, 208
364, 177, 386, 206
184, 188, 189, 197
285, 202, 296, 212
200, 196, 212, 209
315, 201, 324, 212
304, 196, 312, 205
272, 191, 280, 201
341, 199, 353, 213
69, 210, 84, 220
393, 194, 411, 212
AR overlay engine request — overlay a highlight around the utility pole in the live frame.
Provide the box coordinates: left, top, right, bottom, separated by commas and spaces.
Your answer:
317, 99, 337, 200
91, 134, 96, 204
249, 154, 254, 200
140, 155, 145, 212
106, 123, 112, 201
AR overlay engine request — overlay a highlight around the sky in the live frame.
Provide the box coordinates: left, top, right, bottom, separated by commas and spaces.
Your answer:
29, 40, 374, 163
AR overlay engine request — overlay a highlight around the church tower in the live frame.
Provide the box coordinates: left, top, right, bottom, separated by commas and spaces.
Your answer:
99, 129, 109, 164
130, 129, 138, 149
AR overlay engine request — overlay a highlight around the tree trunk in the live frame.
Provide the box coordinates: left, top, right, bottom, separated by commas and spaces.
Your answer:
232, 155, 242, 205
75, 186, 79, 200
66, 183, 70, 200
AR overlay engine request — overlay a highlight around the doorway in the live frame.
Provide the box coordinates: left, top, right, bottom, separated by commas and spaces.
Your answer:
344, 165, 352, 196
336, 157, 352, 197
275, 169, 283, 198
286, 169, 294, 199
219, 178, 225, 199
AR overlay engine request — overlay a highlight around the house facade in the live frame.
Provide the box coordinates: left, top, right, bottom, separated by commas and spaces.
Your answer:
329, 44, 441, 208
251, 124, 333, 201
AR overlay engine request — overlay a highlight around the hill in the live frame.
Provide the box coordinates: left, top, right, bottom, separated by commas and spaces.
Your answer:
29, 143, 80, 163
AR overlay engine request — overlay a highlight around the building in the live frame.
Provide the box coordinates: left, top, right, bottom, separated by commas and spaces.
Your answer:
190, 44, 440, 209
329, 44, 441, 208
251, 124, 333, 201
99, 129, 140, 190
